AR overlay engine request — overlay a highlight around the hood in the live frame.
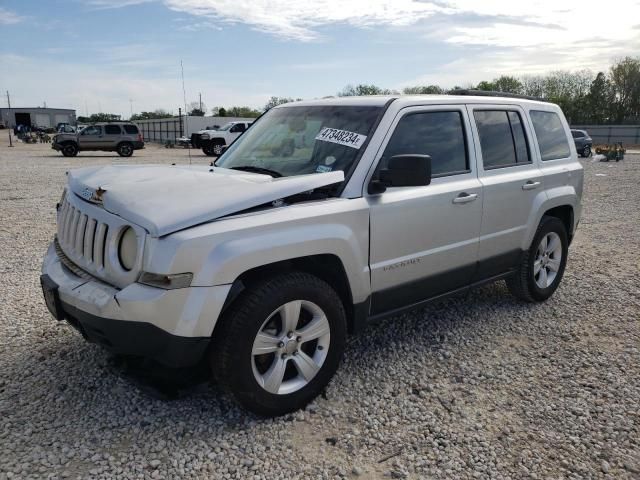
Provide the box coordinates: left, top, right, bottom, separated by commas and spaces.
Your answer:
55, 132, 77, 140
67, 165, 344, 237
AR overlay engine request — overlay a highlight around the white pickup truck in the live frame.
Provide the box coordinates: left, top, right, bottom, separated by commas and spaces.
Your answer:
197, 121, 252, 156
41, 93, 583, 416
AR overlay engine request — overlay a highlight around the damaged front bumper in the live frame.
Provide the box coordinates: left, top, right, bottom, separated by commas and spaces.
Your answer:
41, 241, 231, 368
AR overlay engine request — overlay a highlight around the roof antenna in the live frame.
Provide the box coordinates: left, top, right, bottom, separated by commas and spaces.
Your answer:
180, 59, 191, 166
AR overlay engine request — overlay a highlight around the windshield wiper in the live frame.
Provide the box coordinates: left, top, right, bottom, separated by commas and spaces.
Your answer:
229, 166, 282, 178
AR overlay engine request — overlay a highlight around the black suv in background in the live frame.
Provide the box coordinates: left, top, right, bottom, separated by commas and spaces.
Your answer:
571, 129, 592, 157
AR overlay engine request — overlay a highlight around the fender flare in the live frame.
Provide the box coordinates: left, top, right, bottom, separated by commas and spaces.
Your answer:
190, 224, 370, 305
521, 186, 577, 250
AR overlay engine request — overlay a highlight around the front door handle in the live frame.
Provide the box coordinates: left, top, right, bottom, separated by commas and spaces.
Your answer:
522, 180, 541, 190
453, 192, 478, 204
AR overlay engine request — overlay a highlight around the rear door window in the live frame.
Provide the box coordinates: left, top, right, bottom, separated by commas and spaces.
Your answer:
105, 125, 121, 135
530, 111, 571, 161
474, 110, 530, 168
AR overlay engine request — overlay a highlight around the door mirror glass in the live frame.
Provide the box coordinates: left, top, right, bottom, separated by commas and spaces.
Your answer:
370, 154, 432, 193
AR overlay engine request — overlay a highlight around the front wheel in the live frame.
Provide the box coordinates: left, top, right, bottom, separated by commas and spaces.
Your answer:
211, 272, 347, 416
507, 216, 568, 302
61, 143, 78, 157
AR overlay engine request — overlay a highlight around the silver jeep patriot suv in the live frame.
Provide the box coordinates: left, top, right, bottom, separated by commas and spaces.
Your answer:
41, 93, 583, 416
52, 122, 144, 157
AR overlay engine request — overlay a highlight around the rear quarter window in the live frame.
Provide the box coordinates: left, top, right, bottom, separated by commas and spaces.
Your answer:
530, 111, 571, 161
123, 125, 139, 134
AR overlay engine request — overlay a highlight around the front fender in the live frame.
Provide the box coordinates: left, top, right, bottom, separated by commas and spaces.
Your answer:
198, 224, 370, 302
144, 199, 371, 304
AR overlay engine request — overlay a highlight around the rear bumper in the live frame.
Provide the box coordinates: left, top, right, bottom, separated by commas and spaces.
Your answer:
133, 141, 144, 150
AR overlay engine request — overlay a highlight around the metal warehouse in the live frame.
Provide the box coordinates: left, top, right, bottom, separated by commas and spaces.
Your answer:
0, 107, 76, 129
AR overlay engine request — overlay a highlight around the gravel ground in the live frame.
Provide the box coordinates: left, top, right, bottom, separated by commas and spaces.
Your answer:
1, 140, 639, 480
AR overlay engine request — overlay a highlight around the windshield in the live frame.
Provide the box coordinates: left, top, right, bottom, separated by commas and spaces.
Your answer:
215, 105, 382, 177
217, 123, 233, 131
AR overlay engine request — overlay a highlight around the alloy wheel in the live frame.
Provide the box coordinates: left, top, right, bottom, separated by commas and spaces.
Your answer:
534, 232, 562, 289
251, 300, 330, 395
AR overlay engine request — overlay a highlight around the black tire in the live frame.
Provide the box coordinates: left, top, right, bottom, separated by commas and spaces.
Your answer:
117, 142, 134, 157
202, 145, 215, 156
61, 143, 78, 157
582, 145, 591, 157
506, 216, 569, 302
211, 272, 347, 416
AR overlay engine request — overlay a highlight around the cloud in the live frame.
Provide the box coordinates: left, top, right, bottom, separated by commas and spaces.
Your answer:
441, 0, 640, 50
0, 7, 24, 25
160, 0, 640, 58
83, 0, 154, 9
164, 0, 448, 41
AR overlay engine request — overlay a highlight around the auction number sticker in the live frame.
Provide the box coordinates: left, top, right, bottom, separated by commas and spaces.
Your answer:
315, 127, 367, 149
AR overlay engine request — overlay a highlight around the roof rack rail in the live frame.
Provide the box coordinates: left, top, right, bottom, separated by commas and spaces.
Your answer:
449, 89, 549, 102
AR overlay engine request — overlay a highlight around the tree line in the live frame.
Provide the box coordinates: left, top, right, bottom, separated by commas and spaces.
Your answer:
336, 57, 640, 125
82, 57, 639, 125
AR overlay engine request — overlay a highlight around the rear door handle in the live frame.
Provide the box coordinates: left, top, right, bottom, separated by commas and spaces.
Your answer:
522, 180, 541, 190
453, 192, 478, 204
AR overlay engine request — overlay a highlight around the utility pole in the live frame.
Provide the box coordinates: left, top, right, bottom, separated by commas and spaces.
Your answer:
6, 91, 13, 147
199, 92, 202, 112
129, 99, 133, 119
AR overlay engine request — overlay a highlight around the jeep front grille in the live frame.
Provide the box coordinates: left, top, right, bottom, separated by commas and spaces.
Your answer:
56, 191, 145, 288
58, 197, 109, 269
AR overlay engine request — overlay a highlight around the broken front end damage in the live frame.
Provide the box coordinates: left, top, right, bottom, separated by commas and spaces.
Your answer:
67, 165, 345, 237
41, 241, 231, 367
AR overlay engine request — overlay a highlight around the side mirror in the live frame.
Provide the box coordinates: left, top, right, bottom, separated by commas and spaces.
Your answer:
369, 154, 432, 194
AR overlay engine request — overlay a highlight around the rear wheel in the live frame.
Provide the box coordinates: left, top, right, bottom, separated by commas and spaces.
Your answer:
506, 216, 568, 302
212, 142, 225, 156
202, 145, 215, 156
582, 145, 591, 157
61, 143, 78, 157
211, 272, 347, 416
117, 142, 134, 157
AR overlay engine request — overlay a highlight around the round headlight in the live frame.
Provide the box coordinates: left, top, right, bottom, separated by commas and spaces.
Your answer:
118, 227, 138, 271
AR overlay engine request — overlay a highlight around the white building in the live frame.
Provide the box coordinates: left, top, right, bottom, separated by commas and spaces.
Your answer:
0, 107, 76, 129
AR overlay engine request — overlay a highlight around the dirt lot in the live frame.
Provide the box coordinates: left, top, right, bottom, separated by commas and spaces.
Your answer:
1, 139, 639, 479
